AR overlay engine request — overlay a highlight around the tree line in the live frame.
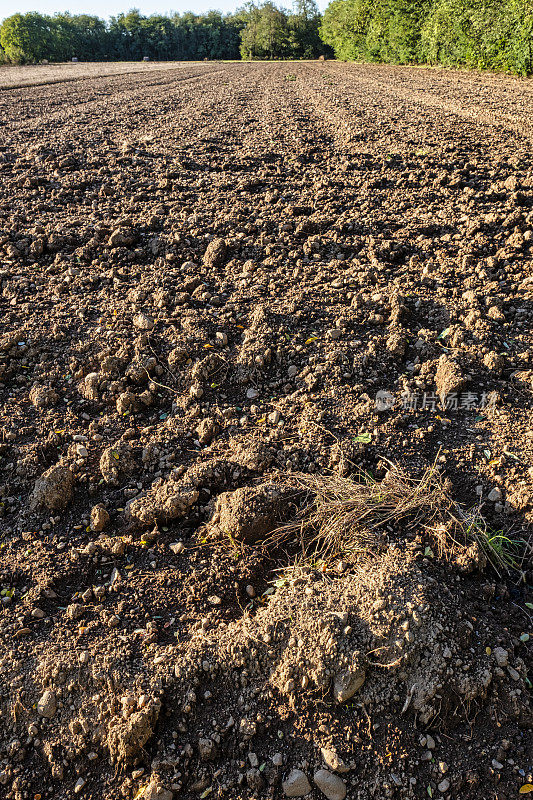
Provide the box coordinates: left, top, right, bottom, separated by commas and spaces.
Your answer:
320, 0, 532, 75
1, 0, 531, 74
0, 2, 327, 64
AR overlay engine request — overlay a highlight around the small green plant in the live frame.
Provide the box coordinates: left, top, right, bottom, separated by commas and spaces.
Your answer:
462, 510, 525, 575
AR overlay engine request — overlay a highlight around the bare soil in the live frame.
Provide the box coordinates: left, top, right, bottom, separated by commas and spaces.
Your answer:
0, 61, 531, 800
0, 61, 205, 90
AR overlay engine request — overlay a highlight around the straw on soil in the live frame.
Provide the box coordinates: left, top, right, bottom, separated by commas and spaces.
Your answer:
267, 461, 528, 576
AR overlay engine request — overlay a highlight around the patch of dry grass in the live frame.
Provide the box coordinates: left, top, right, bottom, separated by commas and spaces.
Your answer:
268, 460, 528, 578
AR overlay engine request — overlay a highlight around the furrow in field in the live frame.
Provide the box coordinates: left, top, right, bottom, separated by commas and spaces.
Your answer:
0, 65, 228, 130
322, 62, 533, 142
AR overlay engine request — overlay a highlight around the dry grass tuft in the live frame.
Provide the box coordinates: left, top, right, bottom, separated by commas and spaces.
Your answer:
268, 460, 450, 561
268, 460, 528, 578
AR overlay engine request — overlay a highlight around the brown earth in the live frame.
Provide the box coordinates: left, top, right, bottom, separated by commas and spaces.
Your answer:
0, 61, 531, 800
0, 61, 211, 90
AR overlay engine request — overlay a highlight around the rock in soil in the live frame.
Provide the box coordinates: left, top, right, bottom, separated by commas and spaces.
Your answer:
37, 690, 57, 719
313, 769, 347, 800
282, 769, 312, 797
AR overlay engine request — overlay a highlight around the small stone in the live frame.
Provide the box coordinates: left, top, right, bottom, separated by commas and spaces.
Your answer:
333, 665, 366, 702
31, 608, 45, 619
426, 735, 436, 750
438, 778, 450, 792
216, 331, 228, 346
488, 487, 502, 502
313, 769, 346, 800
282, 769, 312, 797
246, 388, 259, 400
273, 753, 283, 766
169, 542, 184, 555
74, 777, 86, 793
493, 647, 508, 667
133, 312, 154, 331
37, 690, 57, 719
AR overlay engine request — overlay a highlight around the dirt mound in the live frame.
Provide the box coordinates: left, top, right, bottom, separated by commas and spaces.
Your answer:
169, 547, 530, 798
1, 541, 528, 800
229, 550, 527, 726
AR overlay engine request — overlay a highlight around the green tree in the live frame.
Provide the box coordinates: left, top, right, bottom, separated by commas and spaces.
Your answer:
320, 0, 372, 60
321, 0, 532, 73
289, 0, 325, 57
0, 12, 55, 63
240, 2, 292, 59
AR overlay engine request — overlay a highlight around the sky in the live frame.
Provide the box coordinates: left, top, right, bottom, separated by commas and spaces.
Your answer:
0, 0, 328, 19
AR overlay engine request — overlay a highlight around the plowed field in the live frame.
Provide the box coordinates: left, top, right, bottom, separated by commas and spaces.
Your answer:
0, 61, 531, 800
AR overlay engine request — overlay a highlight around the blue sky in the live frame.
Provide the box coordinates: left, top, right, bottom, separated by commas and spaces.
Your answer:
0, 0, 328, 19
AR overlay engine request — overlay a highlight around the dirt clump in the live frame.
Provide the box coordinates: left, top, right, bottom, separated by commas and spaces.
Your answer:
29, 464, 74, 511
126, 476, 199, 526
107, 698, 161, 765
434, 355, 467, 402
99, 443, 138, 484
29, 384, 59, 409
203, 237, 227, 268
213, 483, 295, 543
